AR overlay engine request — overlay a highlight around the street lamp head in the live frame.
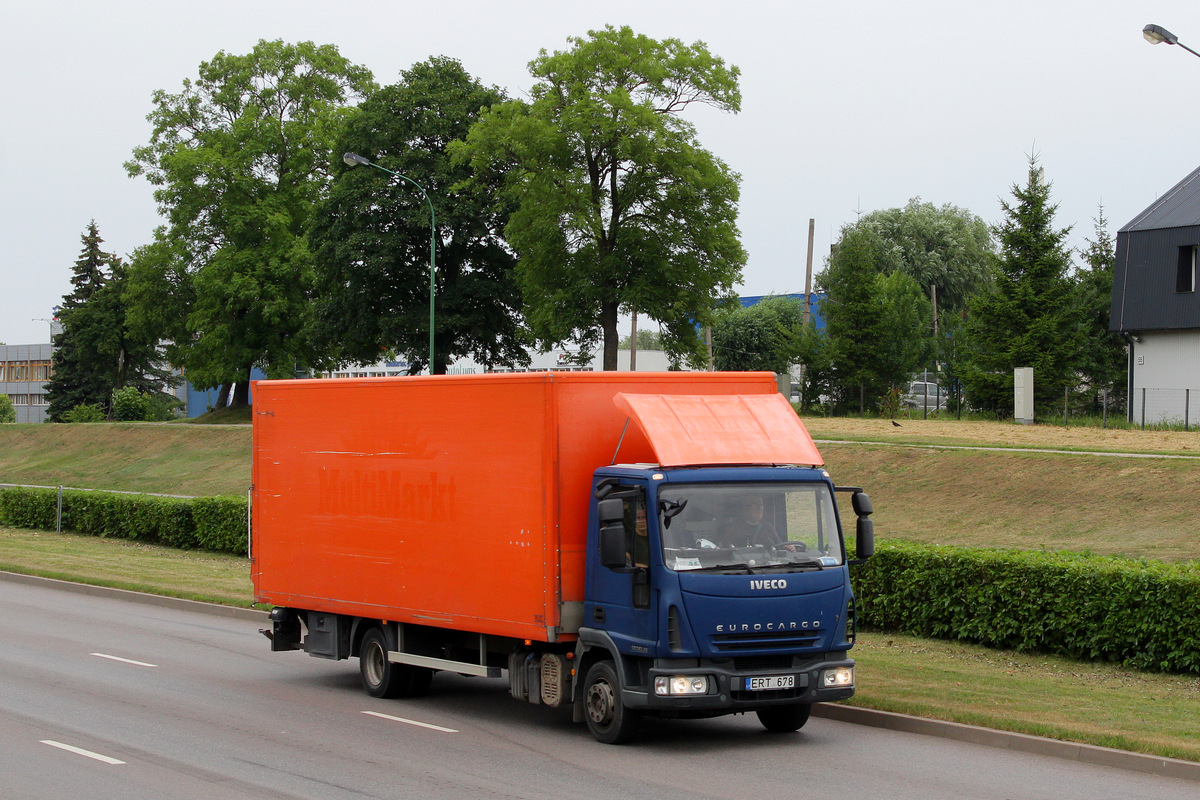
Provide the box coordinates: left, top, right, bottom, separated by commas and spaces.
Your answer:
1144, 24, 1179, 45
343, 152, 371, 167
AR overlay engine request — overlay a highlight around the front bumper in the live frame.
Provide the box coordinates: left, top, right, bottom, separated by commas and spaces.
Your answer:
623, 654, 855, 712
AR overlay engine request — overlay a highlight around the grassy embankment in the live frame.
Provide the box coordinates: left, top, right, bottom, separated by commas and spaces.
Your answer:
1, 418, 1199, 761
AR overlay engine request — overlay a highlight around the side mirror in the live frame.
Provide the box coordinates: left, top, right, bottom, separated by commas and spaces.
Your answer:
597, 497, 624, 524
855, 517, 875, 560
845, 490, 874, 563
599, 523, 627, 569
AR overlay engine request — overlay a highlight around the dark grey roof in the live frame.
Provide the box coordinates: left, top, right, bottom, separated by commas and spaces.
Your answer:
1121, 165, 1200, 232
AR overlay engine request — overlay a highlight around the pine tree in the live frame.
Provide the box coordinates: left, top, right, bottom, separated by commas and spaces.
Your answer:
46, 222, 117, 420
47, 224, 176, 421
963, 156, 1079, 415
1075, 206, 1126, 409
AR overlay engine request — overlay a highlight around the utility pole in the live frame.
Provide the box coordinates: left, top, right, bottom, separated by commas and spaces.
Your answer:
803, 219, 815, 328
630, 311, 638, 371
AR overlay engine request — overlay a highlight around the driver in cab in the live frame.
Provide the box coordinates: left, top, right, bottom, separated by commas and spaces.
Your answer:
720, 495, 783, 548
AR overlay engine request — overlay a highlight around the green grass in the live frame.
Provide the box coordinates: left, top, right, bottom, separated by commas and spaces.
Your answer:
0, 527, 253, 606
821, 444, 1200, 562
850, 632, 1200, 762
0, 423, 250, 496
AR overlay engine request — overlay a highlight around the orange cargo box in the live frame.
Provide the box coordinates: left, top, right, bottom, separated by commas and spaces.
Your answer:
251, 371, 782, 643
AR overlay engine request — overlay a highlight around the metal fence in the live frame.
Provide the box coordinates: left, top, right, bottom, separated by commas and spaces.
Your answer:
1131, 388, 1200, 430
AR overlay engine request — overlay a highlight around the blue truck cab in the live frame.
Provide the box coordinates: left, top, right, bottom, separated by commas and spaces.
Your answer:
576, 462, 874, 743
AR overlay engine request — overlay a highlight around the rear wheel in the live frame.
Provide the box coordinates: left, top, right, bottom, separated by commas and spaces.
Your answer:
583, 661, 638, 744
756, 702, 812, 733
359, 627, 433, 698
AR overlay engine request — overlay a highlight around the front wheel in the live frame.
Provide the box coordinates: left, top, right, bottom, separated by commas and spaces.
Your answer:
583, 661, 638, 744
756, 702, 812, 733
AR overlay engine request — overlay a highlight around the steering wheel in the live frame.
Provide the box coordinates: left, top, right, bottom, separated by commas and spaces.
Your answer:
773, 541, 806, 552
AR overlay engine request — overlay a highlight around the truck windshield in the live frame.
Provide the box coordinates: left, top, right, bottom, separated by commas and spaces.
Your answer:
657, 482, 844, 572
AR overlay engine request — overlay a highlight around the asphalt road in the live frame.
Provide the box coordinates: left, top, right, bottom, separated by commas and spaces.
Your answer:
1, 578, 1196, 800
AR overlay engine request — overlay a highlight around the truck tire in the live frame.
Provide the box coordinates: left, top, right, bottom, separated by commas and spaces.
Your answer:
359, 627, 433, 699
756, 702, 812, 733
583, 661, 638, 744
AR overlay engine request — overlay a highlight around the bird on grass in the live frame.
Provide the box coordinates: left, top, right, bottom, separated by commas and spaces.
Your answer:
891, 420, 902, 427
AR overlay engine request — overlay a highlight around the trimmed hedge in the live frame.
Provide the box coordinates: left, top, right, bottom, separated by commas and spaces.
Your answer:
0, 486, 247, 556
853, 541, 1200, 674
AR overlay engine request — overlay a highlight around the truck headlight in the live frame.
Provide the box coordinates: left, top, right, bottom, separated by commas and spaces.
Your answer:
821, 667, 854, 688
654, 675, 709, 696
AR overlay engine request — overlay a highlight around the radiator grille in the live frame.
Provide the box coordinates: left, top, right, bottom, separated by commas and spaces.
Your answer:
711, 630, 821, 652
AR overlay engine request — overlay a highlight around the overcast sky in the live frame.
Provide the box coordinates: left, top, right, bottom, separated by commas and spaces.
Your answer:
2, 0, 1197, 345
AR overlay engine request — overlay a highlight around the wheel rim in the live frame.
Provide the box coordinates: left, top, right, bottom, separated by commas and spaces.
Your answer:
364, 640, 385, 687
586, 678, 616, 727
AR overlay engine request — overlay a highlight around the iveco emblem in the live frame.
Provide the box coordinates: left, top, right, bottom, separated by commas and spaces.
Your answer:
749, 579, 787, 590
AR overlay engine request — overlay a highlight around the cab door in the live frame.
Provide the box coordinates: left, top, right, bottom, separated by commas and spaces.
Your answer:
588, 484, 659, 655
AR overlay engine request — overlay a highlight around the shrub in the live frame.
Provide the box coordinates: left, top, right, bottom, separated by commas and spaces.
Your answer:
193, 496, 249, 555
146, 394, 183, 421
62, 403, 106, 423
0, 486, 244, 555
112, 387, 152, 422
853, 541, 1200, 674
878, 387, 902, 419
0, 486, 58, 528
0, 394, 15, 423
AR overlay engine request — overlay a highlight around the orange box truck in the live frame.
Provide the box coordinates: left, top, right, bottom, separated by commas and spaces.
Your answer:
253, 371, 873, 742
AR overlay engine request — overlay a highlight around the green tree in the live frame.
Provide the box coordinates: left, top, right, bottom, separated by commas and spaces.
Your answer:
792, 317, 833, 412
818, 227, 890, 412
48, 224, 179, 422
618, 329, 665, 350
454, 25, 745, 370
126, 40, 375, 407
963, 156, 1079, 414
0, 394, 15, 423
1074, 206, 1126, 409
46, 221, 117, 420
310, 57, 526, 375
874, 270, 933, 390
842, 199, 996, 315
711, 296, 805, 373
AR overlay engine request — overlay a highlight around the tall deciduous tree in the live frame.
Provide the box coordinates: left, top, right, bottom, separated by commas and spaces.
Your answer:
711, 296, 805, 374
818, 227, 890, 412
874, 270, 933, 390
840, 199, 996, 315
963, 156, 1079, 414
125, 40, 375, 407
310, 57, 526, 375
453, 25, 745, 370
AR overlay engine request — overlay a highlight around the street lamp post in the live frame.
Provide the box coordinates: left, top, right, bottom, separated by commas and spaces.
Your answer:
342, 152, 438, 375
1143, 24, 1200, 60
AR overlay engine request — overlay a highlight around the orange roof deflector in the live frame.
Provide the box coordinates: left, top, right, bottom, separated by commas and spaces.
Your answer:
612, 392, 824, 468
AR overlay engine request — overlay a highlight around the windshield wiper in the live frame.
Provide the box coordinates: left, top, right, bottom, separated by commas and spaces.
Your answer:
696, 563, 756, 574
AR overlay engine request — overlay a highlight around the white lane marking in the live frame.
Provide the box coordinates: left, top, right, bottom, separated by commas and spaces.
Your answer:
91, 653, 158, 668
361, 710, 458, 733
40, 740, 126, 765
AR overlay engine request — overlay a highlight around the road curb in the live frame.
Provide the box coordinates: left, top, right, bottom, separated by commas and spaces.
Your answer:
813, 703, 1200, 782
0, 569, 267, 622
3, 569, 1196, 781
